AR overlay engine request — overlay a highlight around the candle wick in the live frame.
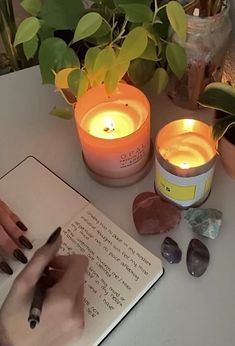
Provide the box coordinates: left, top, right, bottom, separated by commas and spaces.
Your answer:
104, 127, 115, 133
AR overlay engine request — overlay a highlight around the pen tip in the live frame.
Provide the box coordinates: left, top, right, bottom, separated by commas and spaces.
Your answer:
30, 321, 37, 329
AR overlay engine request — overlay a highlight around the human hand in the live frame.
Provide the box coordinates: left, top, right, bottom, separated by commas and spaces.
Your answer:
0, 200, 33, 274
0, 228, 88, 346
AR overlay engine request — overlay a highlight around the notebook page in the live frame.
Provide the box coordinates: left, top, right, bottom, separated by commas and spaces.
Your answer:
0, 157, 89, 241
0, 157, 163, 346
60, 203, 163, 346
0, 156, 89, 302
0, 204, 162, 346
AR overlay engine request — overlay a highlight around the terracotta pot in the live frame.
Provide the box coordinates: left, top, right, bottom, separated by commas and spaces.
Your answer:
218, 137, 235, 179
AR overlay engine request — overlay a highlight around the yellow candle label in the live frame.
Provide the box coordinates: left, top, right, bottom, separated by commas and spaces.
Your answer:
156, 172, 196, 201
155, 159, 215, 207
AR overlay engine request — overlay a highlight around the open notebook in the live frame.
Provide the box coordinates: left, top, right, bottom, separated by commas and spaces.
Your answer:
0, 157, 163, 346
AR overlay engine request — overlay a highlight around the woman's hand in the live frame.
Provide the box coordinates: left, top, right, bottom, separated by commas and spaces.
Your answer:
0, 228, 88, 346
0, 200, 33, 273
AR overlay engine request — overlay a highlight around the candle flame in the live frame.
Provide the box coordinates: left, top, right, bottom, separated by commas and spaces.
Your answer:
103, 117, 115, 133
184, 119, 195, 132
179, 162, 190, 169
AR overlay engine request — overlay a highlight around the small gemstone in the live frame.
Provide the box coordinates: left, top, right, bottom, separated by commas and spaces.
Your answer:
132, 192, 181, 235
185, 208, 223, 239
161, 237, 182, 263
187, 239, 210, 277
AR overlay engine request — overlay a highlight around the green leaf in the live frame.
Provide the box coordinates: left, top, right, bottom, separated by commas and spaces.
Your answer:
116, 27, 148, 64
154, 6, 169, 40
67, 68, 80, 96
199, 83, 235, 115
116, 61, 130, 80
39, 37, 80, 84
128, 59, 156, 85
144, 23, 159, 44
115, 0, 152, 5
23, 35, 38, 60
151, 68, 169, 95
68, 69, 89, 98
85, 47, 100, 73
104, 68, 119, 94
21, 0, 41, 16
55, 68, 78, 89
40, 0, 85, 30
90, 20, 111, 39
50, 106, 73, 119
93, 46, 116, 83
38, 21, 54, 41
166, 42, 187, 79
140, 39, 158, 61
14, 17, 40, 46
213, 116, 235, 141
85, 47, 101, 75
99, 0, 115, 9
73, 13, 103, 43
94, 46, 116, 70
166, 1, 187, 41
77, 71, 89, 98
119, 4, 153, 23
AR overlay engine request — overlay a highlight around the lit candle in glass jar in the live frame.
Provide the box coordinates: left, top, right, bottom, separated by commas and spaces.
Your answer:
74, 83, 152, 186
155, 119, 217, 208
80, 104, 136, 139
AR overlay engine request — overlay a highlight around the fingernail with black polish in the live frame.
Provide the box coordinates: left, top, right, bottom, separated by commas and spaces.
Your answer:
19, 235, 33, 250
16, 221, 28, 231
13, 249, 28, 264
46, 227, 61, 245
0, 261, 13, 275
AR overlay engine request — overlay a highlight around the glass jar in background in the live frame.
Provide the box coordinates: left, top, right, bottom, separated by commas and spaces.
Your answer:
222, 43, 235, 85
168, 5, 232, 110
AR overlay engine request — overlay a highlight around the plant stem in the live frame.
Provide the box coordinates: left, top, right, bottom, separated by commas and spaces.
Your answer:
5, 0, 16, 40
110, 14, 117, 42
111, 18, 128, 45
0, 5, 19, 71
152, 0, 158, 24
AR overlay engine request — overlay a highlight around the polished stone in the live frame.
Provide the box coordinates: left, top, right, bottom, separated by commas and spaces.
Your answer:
187, 239, 210, 277
132, 192, 181, 234
161, 237, 182, 263
185, 208, 222, 239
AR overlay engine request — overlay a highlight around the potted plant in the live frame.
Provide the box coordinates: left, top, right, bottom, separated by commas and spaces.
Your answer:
199, 82, 235, 179
168, 0, 232, 110
14, 0, 188, 118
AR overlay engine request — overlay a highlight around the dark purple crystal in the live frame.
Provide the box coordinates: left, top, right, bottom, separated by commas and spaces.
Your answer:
187, 239, 210, 277
161, 237, 182, 263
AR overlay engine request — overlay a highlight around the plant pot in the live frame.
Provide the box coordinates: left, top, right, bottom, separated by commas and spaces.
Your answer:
168, 4, 232, 110
216, 110, 235, 179
218, 136, 235, 179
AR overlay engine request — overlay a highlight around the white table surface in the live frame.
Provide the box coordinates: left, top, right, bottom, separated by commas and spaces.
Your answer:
1, 66, 235, 346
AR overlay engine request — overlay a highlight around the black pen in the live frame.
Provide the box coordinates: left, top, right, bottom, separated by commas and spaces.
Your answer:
28, 274, 50, 329
28, 227, 62, 329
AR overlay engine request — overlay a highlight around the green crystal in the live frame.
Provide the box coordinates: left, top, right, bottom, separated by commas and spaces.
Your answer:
185, 208, 223, 239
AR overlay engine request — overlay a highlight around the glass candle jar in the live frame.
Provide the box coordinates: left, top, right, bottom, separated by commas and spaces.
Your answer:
155, 119, 217, 208
168, 5, 232, 110
74, 83, 152, 186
